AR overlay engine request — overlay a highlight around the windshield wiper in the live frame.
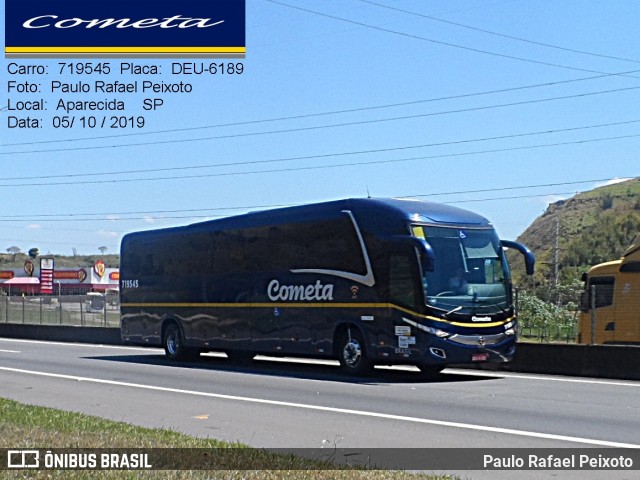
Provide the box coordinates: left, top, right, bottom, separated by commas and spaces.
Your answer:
443, 306, 463, 317
466, 302, 508, 315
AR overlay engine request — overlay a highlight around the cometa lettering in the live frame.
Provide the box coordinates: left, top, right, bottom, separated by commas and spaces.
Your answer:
22, 15, 224, 29
267, 279, 334, 302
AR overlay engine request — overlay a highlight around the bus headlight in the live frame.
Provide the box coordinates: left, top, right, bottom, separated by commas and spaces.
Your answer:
402, 317, 450, 338
434, 329, 451, 338
422, 325, 450, 338
504, 321, 517, 336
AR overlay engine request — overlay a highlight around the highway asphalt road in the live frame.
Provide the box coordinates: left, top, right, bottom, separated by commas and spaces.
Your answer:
1, 337, 639, 479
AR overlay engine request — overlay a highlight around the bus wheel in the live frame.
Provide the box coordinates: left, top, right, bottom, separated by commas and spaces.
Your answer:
226, 350, 256, 364
164, 323, 197, 360
338, 329, 373, 376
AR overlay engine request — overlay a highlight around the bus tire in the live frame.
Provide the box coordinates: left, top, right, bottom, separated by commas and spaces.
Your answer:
338, 328, 373, 376
163, 323, 198, 361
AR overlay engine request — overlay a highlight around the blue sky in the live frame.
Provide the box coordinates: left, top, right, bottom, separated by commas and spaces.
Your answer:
1, 0, 639, 256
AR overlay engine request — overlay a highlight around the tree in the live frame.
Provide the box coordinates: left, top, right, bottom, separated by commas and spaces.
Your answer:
601, 193, 614, 210
517, 290, 577, 342
98, 246, 108, 255
6, 246, 20, 261
28, 248, 39, 259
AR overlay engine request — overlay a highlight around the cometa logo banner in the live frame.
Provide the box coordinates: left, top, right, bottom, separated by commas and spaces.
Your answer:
5, 0, 246, 57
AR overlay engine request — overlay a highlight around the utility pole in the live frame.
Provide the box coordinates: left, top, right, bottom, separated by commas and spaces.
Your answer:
549, 217, 560, 305
553, 217, 560, 289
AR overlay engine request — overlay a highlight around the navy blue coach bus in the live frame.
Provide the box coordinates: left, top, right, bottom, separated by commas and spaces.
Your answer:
120, 198, 534, 375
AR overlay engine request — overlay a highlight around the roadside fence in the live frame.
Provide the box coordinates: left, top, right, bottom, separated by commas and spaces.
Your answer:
0, 293, 120, 327
518, 312, 578, 343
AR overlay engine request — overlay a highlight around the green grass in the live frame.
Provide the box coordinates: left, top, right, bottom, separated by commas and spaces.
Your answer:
0, 397, 455, 480
578, 177, 640, 200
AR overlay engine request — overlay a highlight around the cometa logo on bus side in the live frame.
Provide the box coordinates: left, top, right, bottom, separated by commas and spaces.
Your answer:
267, 279, 334, 302
21, 15, 225, 29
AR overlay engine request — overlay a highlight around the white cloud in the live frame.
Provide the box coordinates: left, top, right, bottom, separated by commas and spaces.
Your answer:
527, 194, 571, 209
593, 177, 632, 189
25, 224, 41, 230
144, 216, 156, 224
542, 194, 569, 204
97, 229, 119, 238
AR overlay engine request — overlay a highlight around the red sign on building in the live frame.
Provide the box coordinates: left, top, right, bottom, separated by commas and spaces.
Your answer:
40, 258, 54, 294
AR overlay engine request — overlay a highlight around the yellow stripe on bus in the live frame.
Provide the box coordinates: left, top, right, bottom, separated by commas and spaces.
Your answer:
120, 302, 512, 328
5, 46, 246, 54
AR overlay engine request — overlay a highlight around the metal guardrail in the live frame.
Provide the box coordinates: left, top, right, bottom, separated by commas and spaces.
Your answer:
0, 294, 120, 328
0, 292, 590, 344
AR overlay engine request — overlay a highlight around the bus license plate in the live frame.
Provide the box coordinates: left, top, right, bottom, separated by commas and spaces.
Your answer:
472, 353, 489, 362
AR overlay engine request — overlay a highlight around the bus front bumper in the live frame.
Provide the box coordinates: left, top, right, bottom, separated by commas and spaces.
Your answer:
374, 333, 516, 366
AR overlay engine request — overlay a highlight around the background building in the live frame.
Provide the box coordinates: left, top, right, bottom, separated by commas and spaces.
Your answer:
0, 259, 119, 295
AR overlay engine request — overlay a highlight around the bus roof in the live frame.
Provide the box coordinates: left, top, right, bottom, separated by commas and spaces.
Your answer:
586, 234, 640, 275
587, 259, 623, 276
123, 198, 492, 242
622, 233, 640, 261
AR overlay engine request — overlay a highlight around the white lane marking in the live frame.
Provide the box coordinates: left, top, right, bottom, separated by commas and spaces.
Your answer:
2, 337, 639, 389
0, 349, 20, 353
445, 368, 640, 388
0, 365, 638, 449
0, 338, 159, 353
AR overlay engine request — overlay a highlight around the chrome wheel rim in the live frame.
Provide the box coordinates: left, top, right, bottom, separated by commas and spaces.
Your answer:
166, 332, 178, 355
343, 339, 362, 367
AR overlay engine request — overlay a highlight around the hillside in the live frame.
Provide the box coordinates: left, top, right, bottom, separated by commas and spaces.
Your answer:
512, 177, 640, 285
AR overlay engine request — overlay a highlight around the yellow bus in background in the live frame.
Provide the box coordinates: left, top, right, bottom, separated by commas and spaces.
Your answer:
578, 235, 640, 344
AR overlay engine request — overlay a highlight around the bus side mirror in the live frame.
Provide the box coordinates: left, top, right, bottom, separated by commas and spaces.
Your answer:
501, 240, 535, 275
384, 236, 435, 272
579, 290, 590, 312
412, 237, 435, 273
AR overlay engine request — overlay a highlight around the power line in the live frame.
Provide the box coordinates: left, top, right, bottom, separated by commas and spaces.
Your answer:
0, 204, 288, 220
3, 179, 635, 253
265, 0, 640, 77
0, 236, 116, 249
2, 132, 638, 188
2, 118, 639, 183
0, 178, 636, 224
4, 69, 640, 148
4, 86, 639, 156
0, 177, 625, 221
397, 178, 634, 199
358, 0, 640, 64
447, 191, 581, 204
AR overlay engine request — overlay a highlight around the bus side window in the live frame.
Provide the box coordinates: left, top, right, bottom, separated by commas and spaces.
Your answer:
583, 277, 615, 310
592, 277, 615, 308
389, 255, 417, 309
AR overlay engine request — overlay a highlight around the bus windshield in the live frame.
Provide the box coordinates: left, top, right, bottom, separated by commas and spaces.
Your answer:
412, 225, 510, 315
